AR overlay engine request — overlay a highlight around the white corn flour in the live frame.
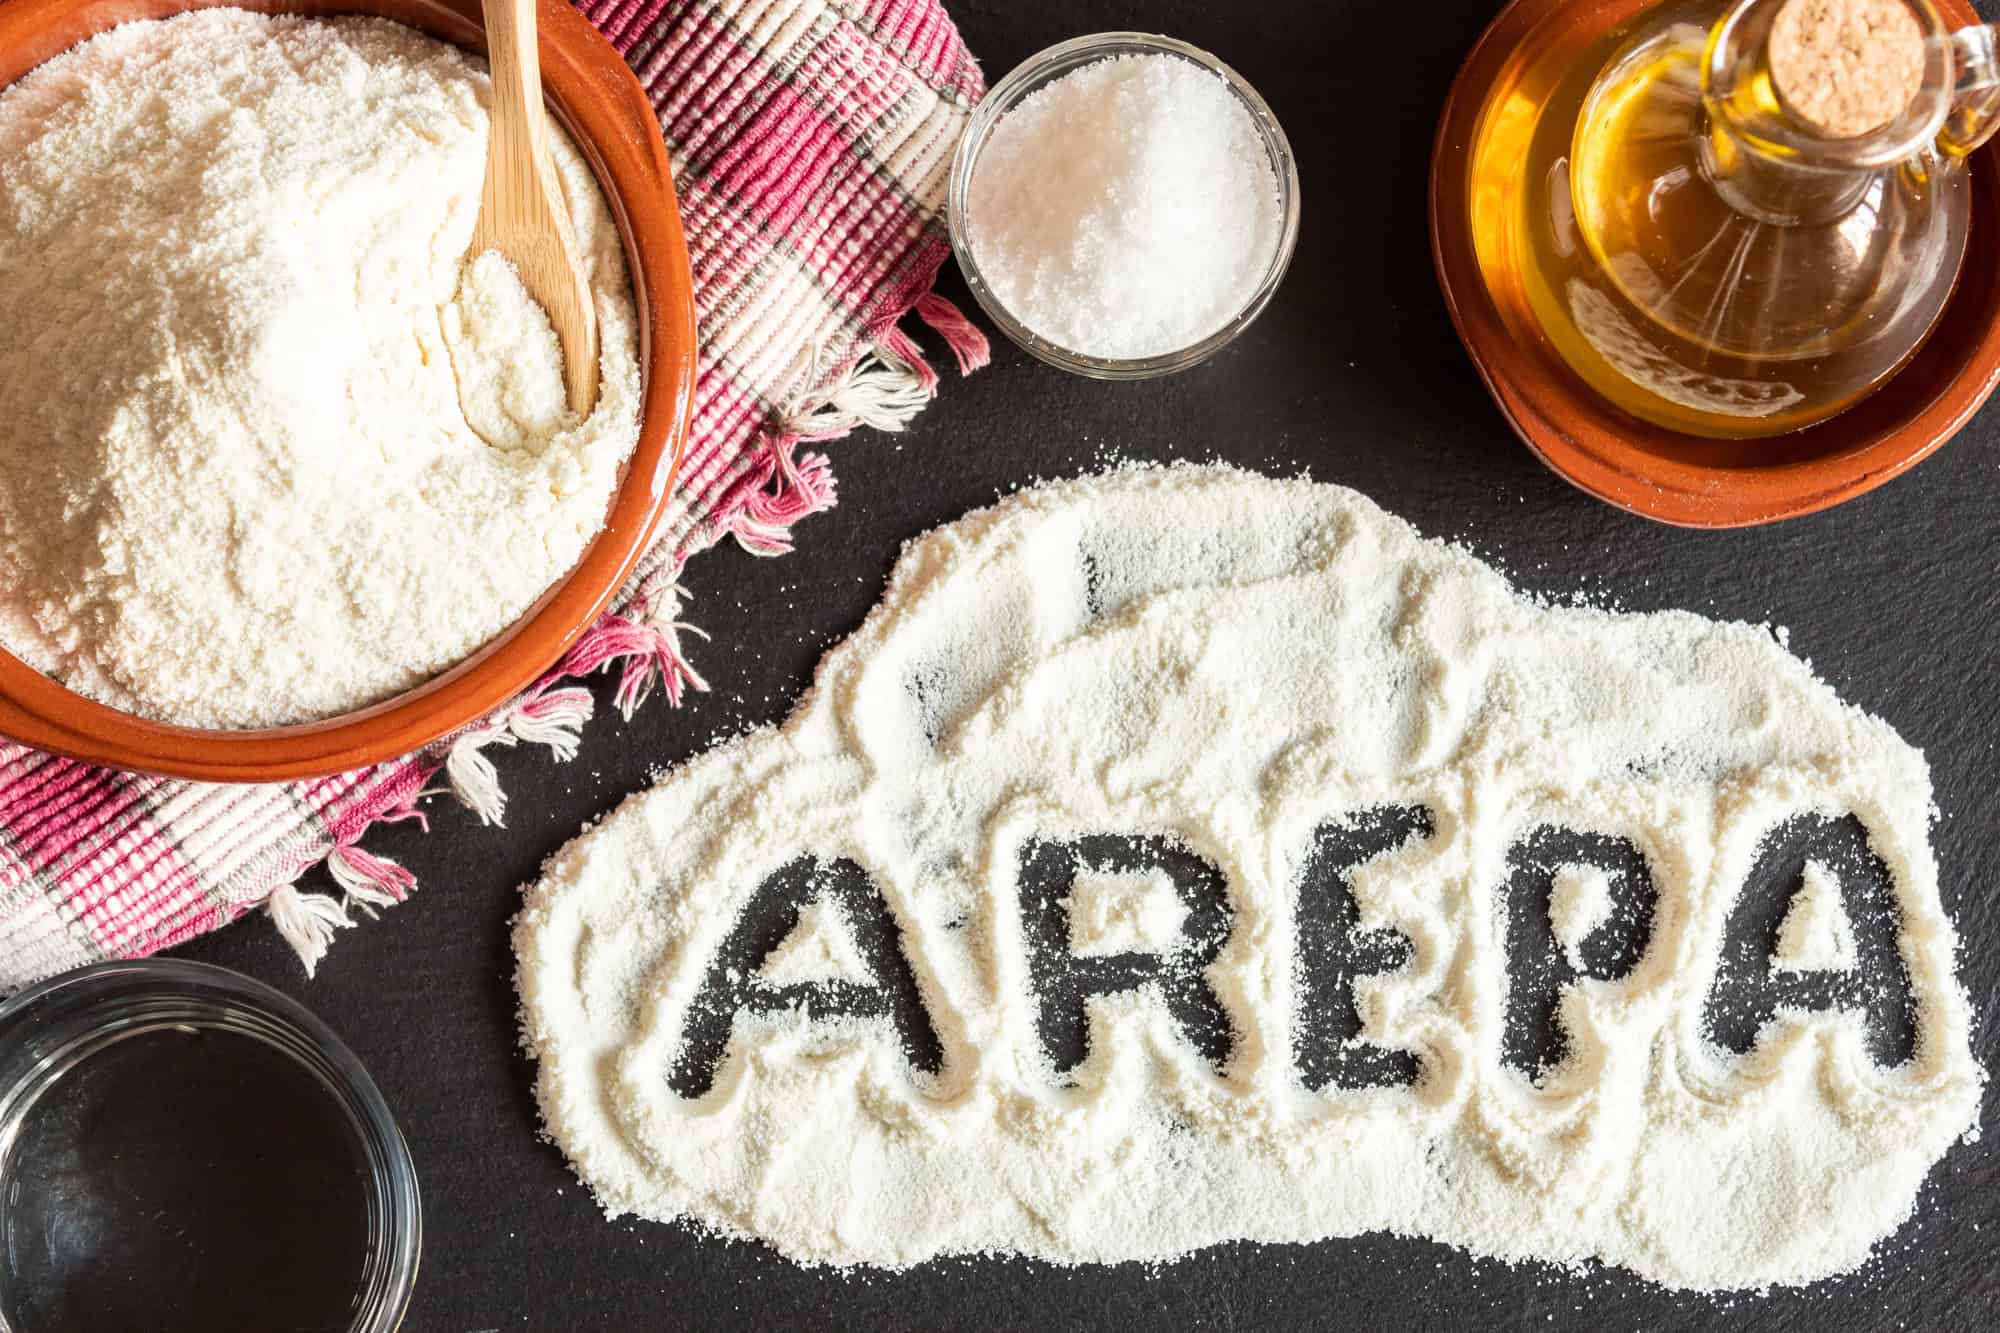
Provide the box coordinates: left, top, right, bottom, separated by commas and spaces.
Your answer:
757, 896, 872, 989
514, 467, 1983, 1290
0, 11, 641, 728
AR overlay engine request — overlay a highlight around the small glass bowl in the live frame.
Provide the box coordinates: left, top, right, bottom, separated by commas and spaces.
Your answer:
947, 32, 1301, 379
0, 960, 420, 1333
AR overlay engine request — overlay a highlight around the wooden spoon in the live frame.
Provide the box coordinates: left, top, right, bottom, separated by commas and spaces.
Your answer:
468, 0, 599, 415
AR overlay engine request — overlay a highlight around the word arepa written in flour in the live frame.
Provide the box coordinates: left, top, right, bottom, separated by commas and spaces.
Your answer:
654, 811, 1919, 1102
516, 467, 1981, 1291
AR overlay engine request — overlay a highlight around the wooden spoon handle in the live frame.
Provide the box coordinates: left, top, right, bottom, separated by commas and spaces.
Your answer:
472, 0, 600, 416
481, 0, 550, 175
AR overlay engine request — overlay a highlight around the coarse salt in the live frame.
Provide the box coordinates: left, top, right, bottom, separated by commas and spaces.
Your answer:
965, 53, 1283, 360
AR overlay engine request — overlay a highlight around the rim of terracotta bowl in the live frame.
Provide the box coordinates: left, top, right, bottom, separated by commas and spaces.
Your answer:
0, 0, 696, 781
1430, 0, 2000, 528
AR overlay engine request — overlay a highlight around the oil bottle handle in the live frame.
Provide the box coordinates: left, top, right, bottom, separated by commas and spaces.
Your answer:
1939, 25, 2000, 158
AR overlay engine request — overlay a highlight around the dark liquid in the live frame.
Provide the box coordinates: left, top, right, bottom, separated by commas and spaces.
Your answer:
0, 1025, 373, 1333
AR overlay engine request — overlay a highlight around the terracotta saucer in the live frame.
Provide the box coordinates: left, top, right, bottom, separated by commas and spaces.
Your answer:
1430, 0, 2000, 527
0, 0, 697, 781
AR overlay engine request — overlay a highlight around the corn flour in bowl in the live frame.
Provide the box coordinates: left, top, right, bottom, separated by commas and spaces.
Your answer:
0, 9, 644, 731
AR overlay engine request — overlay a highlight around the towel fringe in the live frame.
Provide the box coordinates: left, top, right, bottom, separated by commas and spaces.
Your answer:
507, 687, 594, 759
327, 841, 419, 916
915, 291, 991, 375
266, 882, 352, 978
442, 683, 597, 826
875, 322, 940, 394
781, 341, 935, 439
376, 790, 431, 832
723, 439, 838, 557
556, 586, 711, 719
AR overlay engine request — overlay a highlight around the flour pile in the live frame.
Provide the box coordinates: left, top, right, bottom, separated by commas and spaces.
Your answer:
514, 467, 1982, 1290
0, 12, 641, 728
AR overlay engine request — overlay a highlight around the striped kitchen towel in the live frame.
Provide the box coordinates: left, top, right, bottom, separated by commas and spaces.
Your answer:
0, 0, 988, 988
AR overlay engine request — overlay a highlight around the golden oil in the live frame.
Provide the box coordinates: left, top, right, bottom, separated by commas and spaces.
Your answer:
1466, 0, 1969, 439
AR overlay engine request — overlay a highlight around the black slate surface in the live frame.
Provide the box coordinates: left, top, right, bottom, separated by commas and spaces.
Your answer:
176, 1, 2000, 1327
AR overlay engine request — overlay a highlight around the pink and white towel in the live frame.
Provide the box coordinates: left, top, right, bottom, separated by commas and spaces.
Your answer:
0, 0, 987, 988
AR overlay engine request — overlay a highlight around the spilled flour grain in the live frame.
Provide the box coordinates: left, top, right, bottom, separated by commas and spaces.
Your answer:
514, 467, 1982, 1289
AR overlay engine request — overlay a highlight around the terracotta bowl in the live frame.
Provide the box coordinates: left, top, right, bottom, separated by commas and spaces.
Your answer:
1431, 0, 2000, 527
0, 0, 696, 781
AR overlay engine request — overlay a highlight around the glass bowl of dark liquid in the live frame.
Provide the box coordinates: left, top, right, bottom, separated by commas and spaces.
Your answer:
0, 960, 420, 1332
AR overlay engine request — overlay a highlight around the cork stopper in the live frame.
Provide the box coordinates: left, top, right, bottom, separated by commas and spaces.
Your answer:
1768, 0, 1925, 138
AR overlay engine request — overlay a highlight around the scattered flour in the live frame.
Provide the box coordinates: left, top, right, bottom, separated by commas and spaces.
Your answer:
1549, 864, 1616, 971
0, 12, 641, 728
513, 467, 1982, 1289
757, 896, 872, 989
965, 53, 1283, 359
1066, 868, 1188, 958
1774, 861, 1858, 974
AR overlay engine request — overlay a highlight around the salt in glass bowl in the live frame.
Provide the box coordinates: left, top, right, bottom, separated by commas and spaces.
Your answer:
948, 32, 1301, 380
0, 960, 421, 1332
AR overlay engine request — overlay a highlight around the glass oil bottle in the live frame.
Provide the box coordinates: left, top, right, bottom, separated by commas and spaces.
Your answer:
1467, 0, 2000, 439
